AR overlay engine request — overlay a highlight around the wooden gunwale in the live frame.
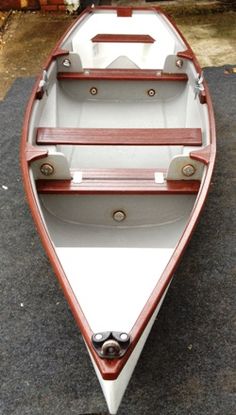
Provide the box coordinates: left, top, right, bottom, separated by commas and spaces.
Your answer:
20, 5, 216, 381
190, 145, 211, 165
25, 144, 48, 163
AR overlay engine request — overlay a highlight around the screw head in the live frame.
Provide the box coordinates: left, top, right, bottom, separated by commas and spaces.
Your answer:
40, 163, 54, 176
176, 58, 183, 68
94, 333, 103, 341
62, 58, 71, 68
90, 87, 98, 95
148, 88, 156, 97
182, 164, 196, 177
120, 333, 128, 341
113, 210, 126, 222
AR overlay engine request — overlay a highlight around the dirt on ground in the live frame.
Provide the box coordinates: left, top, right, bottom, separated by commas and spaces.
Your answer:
0, 8, 235, 100
0, 11, 74, 100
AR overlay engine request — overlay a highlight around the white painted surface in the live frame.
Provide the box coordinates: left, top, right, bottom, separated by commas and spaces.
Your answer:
39, 194, 195, 334
88, 284, 169, 414
32, 151, 71, 180
56, 247, 173, 333
40, 194, 195, 230
167, 155, 204, 180
70, 10, 185, 69
59, 145, 183, 170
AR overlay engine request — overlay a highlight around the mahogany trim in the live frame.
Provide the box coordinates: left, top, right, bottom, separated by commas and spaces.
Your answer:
117, 7, 133, 17
20, 6, 216, 382
36, 173, 200, 195
26, 144, 48, 163
36, 127, 202, 147
92, 5, 161, 13
57, 69, 188, 82
190, 145, 211, 165
52, 48, 69, 60
91, 34, 155, 43
177, 48, 194, 62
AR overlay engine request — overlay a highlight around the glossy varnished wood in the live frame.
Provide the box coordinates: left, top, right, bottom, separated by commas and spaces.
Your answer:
117, 7, 133, 17
36, 169, 200, 195
190, 145, 211, 165
91, 34, 155, 43
26, 144, 48, 163
57, 69, 188, 81
36, 128, 202, 146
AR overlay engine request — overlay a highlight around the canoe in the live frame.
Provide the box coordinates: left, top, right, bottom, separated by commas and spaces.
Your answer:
20, 6, 216, 414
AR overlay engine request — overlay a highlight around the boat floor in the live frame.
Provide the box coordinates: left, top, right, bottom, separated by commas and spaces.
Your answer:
40, 194, 195, 334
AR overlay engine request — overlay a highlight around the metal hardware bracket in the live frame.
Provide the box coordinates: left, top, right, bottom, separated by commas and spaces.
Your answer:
92, 331, 130, 359
194, 73, 204, 99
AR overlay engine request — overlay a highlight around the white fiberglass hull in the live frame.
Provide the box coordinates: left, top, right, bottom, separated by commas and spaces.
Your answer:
89, 286, 169, 414
21, 5, 216, 414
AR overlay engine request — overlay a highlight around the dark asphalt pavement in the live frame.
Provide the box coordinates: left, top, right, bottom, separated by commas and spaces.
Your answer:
0, 67, 235, 414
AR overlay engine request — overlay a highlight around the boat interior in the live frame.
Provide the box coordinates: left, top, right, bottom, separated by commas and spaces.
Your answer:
27, 8, 210, 334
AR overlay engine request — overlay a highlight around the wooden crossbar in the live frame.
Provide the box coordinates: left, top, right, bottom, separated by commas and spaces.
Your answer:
36, 169, 200, 195
91, 34, 155, 43
36, 128, 202, 146
57, 69, 188, 81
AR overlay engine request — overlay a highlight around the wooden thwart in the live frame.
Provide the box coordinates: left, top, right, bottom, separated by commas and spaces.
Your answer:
91, 34, 155, 43
37, 128, 202, 146
57, 69, 188, 81
36, 169, 200, 195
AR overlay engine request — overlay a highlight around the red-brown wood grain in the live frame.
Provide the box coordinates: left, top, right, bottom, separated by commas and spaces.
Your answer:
36, 127, 202, 146
190, 145, 212, 165
25, 144, 48, 163
91, 34, 155, 43
117, 7, 133, 17
51, 48, 69, 60
36, 173, 200, 195
57, 69, 188, 81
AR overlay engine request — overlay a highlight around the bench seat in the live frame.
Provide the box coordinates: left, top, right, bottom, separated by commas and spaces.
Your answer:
57, 69, 188, 81
36, 169, 200, 195
36, 128, 202, 146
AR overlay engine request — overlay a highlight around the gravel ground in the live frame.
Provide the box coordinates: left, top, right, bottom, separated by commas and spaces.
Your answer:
0, 8, 235, 99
